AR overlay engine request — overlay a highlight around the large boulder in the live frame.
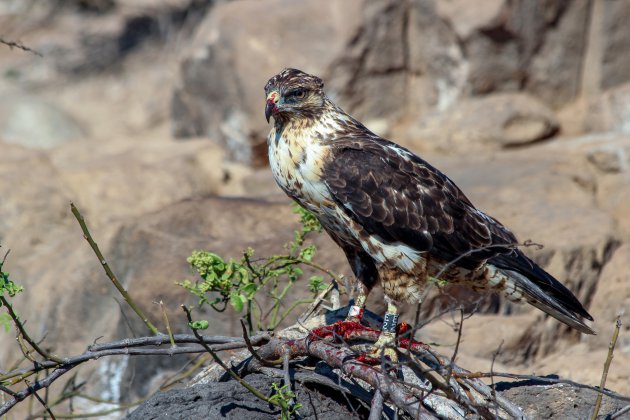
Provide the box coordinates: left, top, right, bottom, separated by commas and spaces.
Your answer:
5, 0, 213, 77
127, 373, 365, 420
1, 192, 348, 402
0, 93, 85, 149
437, 0, 590, 107
47, 136, 230, 227
0, 135, 241, 375
588, 244, 630, 351
171, 0, 630, 165
171, 0, 365, 163
127, 372, 628, 419
170, 0, 468, 163
403, 92, 559, 153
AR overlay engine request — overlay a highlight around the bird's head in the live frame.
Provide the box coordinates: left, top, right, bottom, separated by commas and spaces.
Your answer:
264, 68, 325, 123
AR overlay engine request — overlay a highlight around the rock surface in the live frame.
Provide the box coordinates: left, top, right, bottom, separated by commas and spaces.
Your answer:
0, 93, 85, 149
1, 1, 630, 418
405, 93, 559, 152
171, 0, 364, 163
169, 0, 630, 162
500, 382, 626, 419
126, 373, 366, 420
126, 374, 628, 419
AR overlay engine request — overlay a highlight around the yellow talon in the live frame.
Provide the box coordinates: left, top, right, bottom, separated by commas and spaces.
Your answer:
367, 331, 398, 363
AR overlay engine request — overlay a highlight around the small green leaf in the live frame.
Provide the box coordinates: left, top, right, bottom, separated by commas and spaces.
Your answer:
308, 276, 327, 293
189, 320, 209, 330
241, 283, 258, 297
229, 293, 245, 312
299, 245, 317, 262
0, 313, 12, 333
0, 270, 22, 298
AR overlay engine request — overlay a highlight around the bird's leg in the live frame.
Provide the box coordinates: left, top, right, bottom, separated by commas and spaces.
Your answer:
345, 283, 368, 322
363, 300, 399, 363
309, 283, 376, 340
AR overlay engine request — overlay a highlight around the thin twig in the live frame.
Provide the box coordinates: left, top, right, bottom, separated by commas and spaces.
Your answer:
24, 382, 56, 420
181, 305, 276, 407
0, 296, 62, 363
70, 203, 159, 335
1, 364, 76, 415
490, 340, 504, 418
157, 301, 175, 347
0, 385, 17, 398
298, 280, 336, 323
87, 333, 267, 352
611, 404, 630, 419
434, 240, 542, 280
592, 315, 622, 420
444, 307, 464, 385
282, 348, 299, 415
0, 248, 9, 267
457, 371, 630, 403
0, 38, 42, 56
239, 319, 275, 366
0, 344, 241, 387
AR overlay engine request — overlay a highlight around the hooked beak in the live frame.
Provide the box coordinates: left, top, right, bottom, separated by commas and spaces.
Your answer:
265, 91, 279, 123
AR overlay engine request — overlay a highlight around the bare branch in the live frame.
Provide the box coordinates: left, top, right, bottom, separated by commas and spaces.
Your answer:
368, 388, 384, 420
25, 381, 56, 420
157, 301, 175, 347
0, 296, 62, 363
0, 38, 42, 56
257, 337, 441, 419
181, 305, 275, 406
70, 203, 159, 335
0, 331, 271, 416
1, 364, 76, 415
592, 315, 622, 420
612, 404, 630, 419
239, 319, 274, 366
490, 340, 504, 419
444, 307, 464, 384
458, 371, 630, 403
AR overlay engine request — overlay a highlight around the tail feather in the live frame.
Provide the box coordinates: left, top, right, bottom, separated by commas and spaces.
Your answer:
489, 251, 595, 335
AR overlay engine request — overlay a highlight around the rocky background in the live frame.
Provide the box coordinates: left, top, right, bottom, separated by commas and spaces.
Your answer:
1, 0, 630, 417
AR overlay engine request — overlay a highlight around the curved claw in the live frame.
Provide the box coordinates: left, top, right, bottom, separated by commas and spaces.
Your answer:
355, 347, 398, 365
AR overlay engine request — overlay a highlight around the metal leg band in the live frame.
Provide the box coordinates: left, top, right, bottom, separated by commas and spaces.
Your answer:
348, 305, 364, 319
382, 312, 399, 333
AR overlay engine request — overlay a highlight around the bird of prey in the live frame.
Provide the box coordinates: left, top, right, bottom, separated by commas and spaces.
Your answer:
264, 68, 594, 361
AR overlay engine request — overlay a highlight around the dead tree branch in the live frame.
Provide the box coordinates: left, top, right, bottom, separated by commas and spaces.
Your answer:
592, 315, 622, 419
0, 38, 42, 56
71, 202, 159, 335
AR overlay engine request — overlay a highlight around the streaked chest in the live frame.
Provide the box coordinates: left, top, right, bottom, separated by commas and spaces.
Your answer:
267, 119, 334, 207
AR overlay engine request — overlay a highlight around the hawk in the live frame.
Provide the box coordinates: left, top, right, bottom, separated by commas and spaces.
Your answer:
264, 68, 594, 361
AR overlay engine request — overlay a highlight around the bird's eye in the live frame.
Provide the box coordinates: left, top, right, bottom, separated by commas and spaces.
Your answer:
290, 88, 306, 99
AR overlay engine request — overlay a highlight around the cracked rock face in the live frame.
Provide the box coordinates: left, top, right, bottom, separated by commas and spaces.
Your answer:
171, 0, 630, 163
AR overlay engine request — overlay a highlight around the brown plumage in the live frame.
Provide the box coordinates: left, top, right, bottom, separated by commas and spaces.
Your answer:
264, 68, 594, 339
